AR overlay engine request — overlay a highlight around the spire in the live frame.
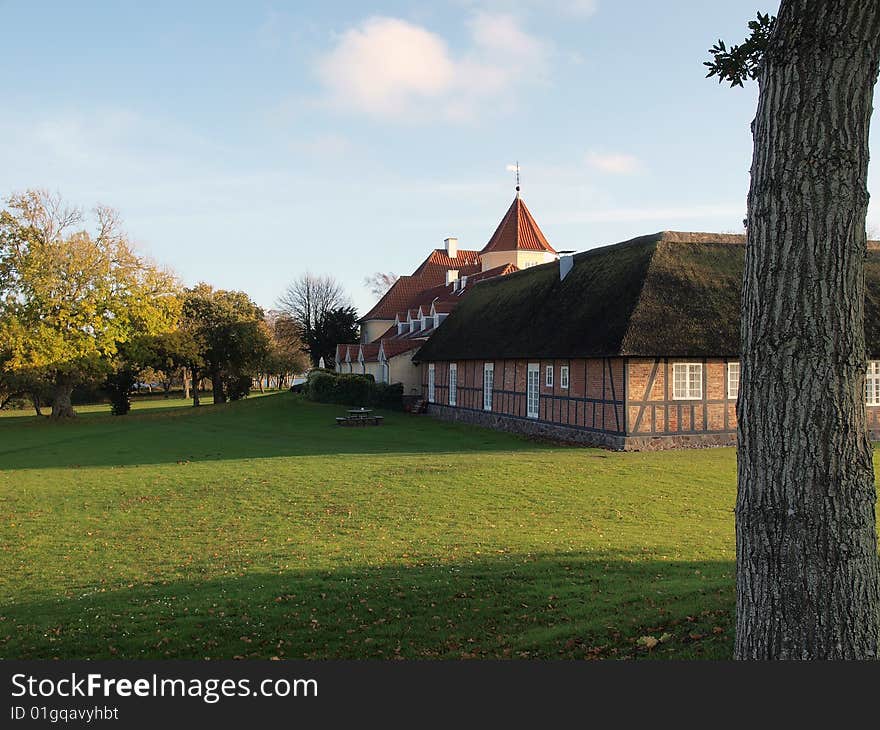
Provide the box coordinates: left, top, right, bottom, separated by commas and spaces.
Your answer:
480, 194, 556, 254
515, 160, 520, 198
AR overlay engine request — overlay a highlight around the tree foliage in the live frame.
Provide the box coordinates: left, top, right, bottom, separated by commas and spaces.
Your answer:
704, 12, 776, 87
181, 284, 270, 404
0, 190, 181, 417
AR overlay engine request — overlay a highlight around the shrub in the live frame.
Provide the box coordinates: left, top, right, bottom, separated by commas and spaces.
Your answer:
308, 372, 338, 402
304, 370, 402, 409
372, 382, 404, 410
334, 374, 373, 406
104, 369, 137, 416
224, 374, 252, 401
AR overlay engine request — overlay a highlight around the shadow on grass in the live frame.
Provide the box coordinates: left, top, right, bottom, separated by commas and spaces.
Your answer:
0, 552, 735, 660
0, 393, 557, 470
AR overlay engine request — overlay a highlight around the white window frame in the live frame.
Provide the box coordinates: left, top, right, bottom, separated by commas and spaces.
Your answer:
527, 363, 540, 419
545, 365, 554, 388
381, 359, 389, 384
727, 361, 740, 400
449, 363, 457, 406
672, 362, 703, 400
560, 365, 569, 390
427, 363, 435, 403
867, 361, 880, 406
483, 362, 494, 411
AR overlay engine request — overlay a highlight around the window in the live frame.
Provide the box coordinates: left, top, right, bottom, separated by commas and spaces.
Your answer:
545, 365, 554, 387
381, 360, 389, 384
672, 362, 702, 400
427, 363, 435, 403
449, 363, 457, 406
727, 362, 740, 400
483, 362, 494, 411
560, 365, 569, 389
867, 361, 880, 405
527, 363, 540, 419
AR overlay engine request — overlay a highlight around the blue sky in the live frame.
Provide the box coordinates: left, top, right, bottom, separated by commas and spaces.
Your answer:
2, 1, 875, 315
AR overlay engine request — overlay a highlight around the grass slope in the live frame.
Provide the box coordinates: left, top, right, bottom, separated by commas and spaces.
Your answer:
0, 393, 743, 659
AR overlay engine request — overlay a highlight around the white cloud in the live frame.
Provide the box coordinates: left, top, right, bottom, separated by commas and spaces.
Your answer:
315, 14, 548, 122
586, 151, 642, 175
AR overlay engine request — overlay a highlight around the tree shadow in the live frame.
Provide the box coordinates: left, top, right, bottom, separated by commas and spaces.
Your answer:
0, 393, 562, 470
0, 551, 735, 660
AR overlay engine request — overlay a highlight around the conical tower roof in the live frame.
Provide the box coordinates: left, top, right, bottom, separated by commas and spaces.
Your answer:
480, 195, 556, 254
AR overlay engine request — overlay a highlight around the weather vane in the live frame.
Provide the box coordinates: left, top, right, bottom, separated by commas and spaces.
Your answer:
506, 161, 521, 196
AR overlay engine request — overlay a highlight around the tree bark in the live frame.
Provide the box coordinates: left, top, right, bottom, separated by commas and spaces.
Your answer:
191, 369, 200, 407
30, 392, 43, 417
50, 376, 76, 419
736, 0, 880, 659
211, 367, 226, 404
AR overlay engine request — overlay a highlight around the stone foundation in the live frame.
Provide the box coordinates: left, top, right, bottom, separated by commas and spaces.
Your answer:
427, 404, 737, 451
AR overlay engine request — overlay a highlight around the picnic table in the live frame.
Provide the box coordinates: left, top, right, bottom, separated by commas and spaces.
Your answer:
336, 408, 384, 427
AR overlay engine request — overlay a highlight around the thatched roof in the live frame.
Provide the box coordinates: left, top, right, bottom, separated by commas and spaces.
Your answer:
415, 231, 880, 361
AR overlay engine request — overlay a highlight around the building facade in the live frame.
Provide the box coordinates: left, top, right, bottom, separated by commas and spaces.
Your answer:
415, 232, 880, 449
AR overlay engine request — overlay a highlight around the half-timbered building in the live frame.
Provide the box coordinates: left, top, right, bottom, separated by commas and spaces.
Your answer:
414, 231, 880, 449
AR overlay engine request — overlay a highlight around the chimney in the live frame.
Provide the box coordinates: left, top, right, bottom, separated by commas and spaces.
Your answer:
445, 269, 459, 286
444, 237, 458, 258
559, 254, 574, 281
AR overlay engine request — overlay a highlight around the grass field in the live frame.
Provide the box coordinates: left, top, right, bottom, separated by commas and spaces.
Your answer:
0, 392, 745, 659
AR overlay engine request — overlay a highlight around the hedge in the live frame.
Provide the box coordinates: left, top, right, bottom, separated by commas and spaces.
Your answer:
306, 371, 403, 410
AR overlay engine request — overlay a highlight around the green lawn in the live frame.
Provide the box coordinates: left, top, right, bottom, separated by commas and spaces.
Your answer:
0, 392, 742, 659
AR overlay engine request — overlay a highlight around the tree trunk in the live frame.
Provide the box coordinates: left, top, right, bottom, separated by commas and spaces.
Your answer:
51, 376, 76, 419
31, 392, 43, 417
183, 368, 191, 401
258, 374, 264, 394
191, 369, 200, 407
211, 367, 226, 404
736, 0, 880, 659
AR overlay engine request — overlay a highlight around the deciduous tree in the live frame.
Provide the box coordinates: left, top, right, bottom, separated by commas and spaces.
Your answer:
0, 190, 180, 418
707, 1, 880, 659
181, 284, 269, 405
277, 273, 354, 366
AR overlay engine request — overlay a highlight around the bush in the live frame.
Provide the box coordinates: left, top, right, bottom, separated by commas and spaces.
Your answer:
224, 374, 252, 401
305, 370, 403, 410
334, 374, 374, 406
308, 373, 338, 402
104, 369, 137, 416
372, 382, 404, 410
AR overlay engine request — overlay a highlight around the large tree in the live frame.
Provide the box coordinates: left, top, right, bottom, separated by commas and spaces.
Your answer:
708, 3, 880, 658
0, 191, 180, 418
277, 273, 355, 366
258, 311, 309, 390
181, 284, 270, 405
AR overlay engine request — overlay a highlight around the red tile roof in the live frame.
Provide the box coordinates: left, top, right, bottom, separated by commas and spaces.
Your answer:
360, 343, 380, 362
411, 249, 481, 278
381, 338, 425, 358
481, 196, 556, 254
359, 249, 482, 323
358, 275, 426, 323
